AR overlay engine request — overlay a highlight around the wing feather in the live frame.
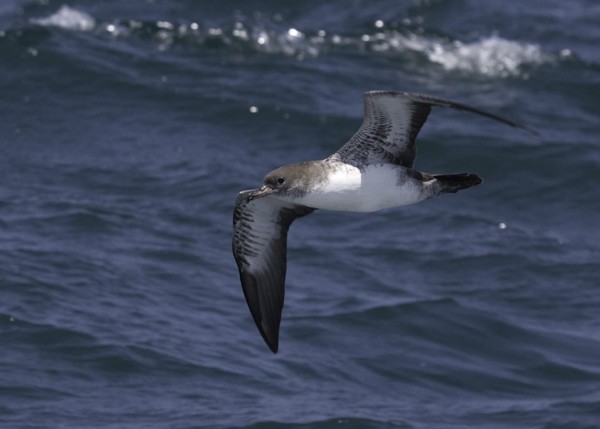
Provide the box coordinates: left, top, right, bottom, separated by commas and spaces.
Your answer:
331, 91, 532, 168
232, 189, 314, 353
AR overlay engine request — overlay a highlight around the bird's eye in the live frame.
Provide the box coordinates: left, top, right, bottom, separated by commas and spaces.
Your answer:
277, 177, 285, 185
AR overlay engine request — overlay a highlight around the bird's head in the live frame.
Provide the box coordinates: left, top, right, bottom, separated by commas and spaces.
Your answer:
252, 162, 319, 200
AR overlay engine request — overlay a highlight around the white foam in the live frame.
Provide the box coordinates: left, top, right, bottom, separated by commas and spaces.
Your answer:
32, 5, 95, 32
425, 35, 545, 77
374, 32, 545, 78
236, 27, 546, 75
27, 9, 546, 78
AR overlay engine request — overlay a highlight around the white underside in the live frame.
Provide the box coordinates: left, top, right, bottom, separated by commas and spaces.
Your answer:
296, 164, 430, 212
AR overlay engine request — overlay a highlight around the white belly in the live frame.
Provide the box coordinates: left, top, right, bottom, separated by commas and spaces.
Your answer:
297, 164, 427, 212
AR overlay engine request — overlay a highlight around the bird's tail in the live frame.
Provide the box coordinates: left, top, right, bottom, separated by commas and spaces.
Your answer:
434, 173, 483, 194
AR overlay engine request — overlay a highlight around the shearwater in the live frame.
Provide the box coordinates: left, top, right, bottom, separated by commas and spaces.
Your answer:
232, 91, 530, 353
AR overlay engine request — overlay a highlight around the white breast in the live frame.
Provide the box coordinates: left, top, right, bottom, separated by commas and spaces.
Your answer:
297, 164, 427, 213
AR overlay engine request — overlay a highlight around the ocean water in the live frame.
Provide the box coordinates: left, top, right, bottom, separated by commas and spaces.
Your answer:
1, 0, 599, 428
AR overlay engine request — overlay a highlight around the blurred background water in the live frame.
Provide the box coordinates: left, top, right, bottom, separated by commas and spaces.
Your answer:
1, 1, 599, 428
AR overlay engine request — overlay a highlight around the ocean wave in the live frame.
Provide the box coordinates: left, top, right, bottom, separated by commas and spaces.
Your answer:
30, 5, 95, 32
28, 5, 553, 79
234, 417, 405, 429
383, 32, 546, 78
2, 314, 238, 379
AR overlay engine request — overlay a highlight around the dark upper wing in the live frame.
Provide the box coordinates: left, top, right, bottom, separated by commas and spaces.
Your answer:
330, 91, 533, 168
232, 189, 314, 353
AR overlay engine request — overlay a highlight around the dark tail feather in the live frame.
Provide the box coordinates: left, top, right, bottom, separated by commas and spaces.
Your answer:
434, 173, 483, 193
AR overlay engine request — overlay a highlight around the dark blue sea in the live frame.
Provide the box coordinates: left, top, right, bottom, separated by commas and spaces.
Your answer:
1, 1, 599, 428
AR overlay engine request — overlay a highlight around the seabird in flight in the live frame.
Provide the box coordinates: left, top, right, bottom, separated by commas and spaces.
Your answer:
232, 90, 529, 353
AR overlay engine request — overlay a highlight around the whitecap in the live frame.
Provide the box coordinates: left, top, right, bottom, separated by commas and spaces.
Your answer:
425, 35, 545, 77
380, 32, 545, 78
31, 5, 95, 32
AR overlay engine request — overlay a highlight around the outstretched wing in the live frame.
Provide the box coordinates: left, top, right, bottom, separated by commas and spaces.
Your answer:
232, 189, 314, 353
331, 91, 531, 168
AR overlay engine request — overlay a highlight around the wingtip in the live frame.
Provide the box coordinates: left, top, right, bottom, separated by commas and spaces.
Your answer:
247, 310, 280, 353
259, 327, 279, 353
363, 90, 538, 136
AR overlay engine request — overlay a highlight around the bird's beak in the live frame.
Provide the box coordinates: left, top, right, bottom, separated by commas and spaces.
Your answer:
250, 185, 273, 200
